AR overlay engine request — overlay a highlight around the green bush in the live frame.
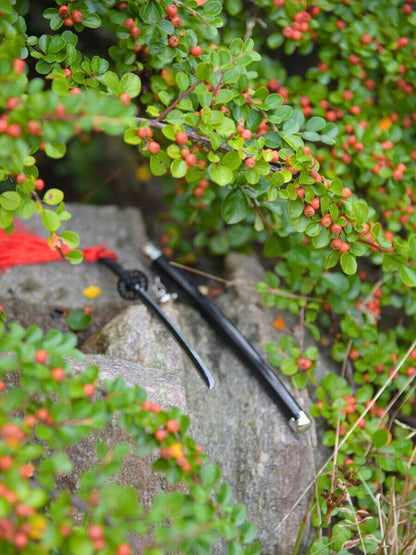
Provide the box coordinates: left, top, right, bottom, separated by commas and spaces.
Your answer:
0, 0, 415, 553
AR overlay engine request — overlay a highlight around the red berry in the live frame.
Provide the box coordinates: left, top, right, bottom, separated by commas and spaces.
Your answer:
124, 17, 135, 29
148, 141, 161, 154
63, 16, 74, 27
117, 544, 133, 555
185, 153, 197, 165
166, 4, 178, 18
6, 97, 20, 110
193, 187, 205, 198
342, 187, 352, 199
296, 187, 305, 199
331, 223, 342, 235
244, 157, 256, 168
166, 419, 180, 433
310, 197, 320, 210
304, 205, 315, 217
64, 68, 72, 78
119, 93, 131, 105
88, 525, 104, 540
330, 238, 342, 250
168, 35, 179, 47
16, 173, 27, 184
35, 350, 48, 364
240, 129, 252, 141
72, 10, 83, 23
190, 45, 203, 57
154, 429, 168, 441
171, 16, 182, 28
298, 357, 313, 371
175, 131, 188, 145
83, 383, 96, 397
137, 127, 152, 139
349, 349, 360, 360
7, 123, 22, 138
361, 34, 372, 44
26, 119, 42, 135
58, 5, 69, 17
320, 215, 332, 228
51, 367, 66, 381
34, 179, 45, 191
130, 26, 140, 38
339, 242, 350, 253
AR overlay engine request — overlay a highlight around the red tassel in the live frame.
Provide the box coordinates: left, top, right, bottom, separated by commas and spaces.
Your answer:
0, 224, 117, 269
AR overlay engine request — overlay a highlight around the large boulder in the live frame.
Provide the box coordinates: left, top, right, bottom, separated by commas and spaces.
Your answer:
83, 249, 320, 554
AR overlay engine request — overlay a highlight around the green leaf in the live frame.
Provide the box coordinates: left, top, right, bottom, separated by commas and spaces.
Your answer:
221, 189, 249, 224
175, 72, 189, 91
44, 142, 66, 159
409, 234, 416, 261
41, 209, 60, 231
399, 265, 416, 287
60, 231, 80, 248
201, 463, 221, 487
150, 152, 169, 176
43, 188, 64, 206
103, 71, 120, 94
0, 191, 21, 212
120, 73, 141, 97
228, 542, 244, 555
239, 521, 257, 544
325, 250, 340, 270
170, 159, 187, 178
372, 429, 390, 448
66, 310, 92, 331
340, 252, 357, 275
281, 358, 298, 376
282, 134, 303, 150
65, 249, 83, 264
264, 94, 283, 110
221, 151, 242, 171
209, 165, 234, 186
353, 201, 369, 224
306, 116, 326, 132
141, 0, 163, 24
52, 77, 69, 95
82, 13, 101, 28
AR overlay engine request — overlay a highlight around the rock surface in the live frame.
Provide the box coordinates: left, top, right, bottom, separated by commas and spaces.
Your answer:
0, 204, 327, 553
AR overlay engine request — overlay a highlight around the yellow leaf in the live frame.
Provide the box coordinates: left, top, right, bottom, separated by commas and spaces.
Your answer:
136, 164, 151, 182
83, 285, 101, 299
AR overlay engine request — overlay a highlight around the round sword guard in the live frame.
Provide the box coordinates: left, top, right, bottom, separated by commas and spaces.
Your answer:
117, 270, 148, 300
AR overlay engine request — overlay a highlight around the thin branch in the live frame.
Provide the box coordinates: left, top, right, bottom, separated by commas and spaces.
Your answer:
357, 238, 394, 253
168, 261, 323, 302
157, 80, 201, 122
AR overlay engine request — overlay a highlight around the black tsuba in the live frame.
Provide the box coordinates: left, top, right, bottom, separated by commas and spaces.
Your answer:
117, 270, 148, 300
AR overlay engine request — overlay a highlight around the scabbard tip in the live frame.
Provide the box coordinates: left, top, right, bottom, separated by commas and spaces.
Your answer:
289, 410, 312, 433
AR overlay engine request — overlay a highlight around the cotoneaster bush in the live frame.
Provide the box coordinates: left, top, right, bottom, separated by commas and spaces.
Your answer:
0, 0, 415, 553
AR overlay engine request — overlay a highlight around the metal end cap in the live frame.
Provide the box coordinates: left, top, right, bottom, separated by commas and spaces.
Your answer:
141, 242, 162, 261
289, 411, 312, 433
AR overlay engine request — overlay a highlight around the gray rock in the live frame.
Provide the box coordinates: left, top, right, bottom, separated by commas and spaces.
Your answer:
178, 252, 318, 554
0, 203, 146, 310
85, 250, 319, 554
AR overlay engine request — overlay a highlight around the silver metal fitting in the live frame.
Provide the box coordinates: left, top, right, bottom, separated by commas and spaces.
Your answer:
289, 410, 312, 433
152, 275, 177, 304
141, 242, 162, 261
